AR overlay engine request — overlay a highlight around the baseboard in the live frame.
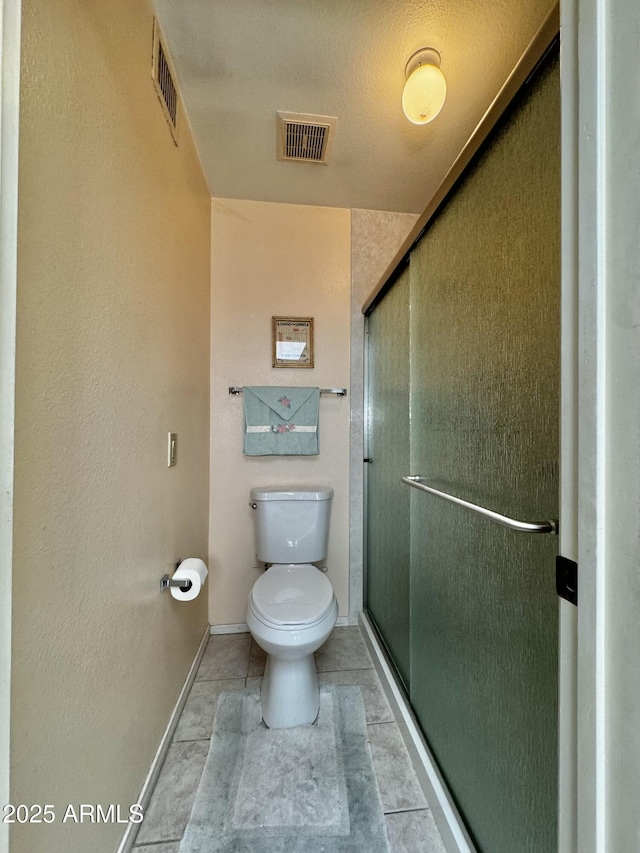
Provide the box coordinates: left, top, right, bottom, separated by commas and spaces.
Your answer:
210, 622, 249, 634
359, 613, 477, 853
117, 624, 211, 853
211, 616, 350, 634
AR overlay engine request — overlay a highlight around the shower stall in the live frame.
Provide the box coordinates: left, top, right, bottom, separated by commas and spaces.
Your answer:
364, 40, 560, 853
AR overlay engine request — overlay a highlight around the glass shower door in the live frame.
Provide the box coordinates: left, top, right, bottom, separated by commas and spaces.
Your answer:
407, 52, 560, 853
365, 45, 560, 853
365, 268, 411, 689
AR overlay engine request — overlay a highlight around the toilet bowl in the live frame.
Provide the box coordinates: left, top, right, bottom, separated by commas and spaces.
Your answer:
247, 564, 338, 728
246, 486, 337, 729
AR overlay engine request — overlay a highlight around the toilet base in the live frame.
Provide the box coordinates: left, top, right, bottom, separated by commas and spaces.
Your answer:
246, 590, 338, 729
261, 653, 319, 728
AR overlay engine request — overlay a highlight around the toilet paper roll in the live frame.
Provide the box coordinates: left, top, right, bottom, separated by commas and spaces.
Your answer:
170, 558, 208, 602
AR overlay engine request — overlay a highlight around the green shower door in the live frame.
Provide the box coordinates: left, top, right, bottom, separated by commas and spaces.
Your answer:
367, 49, 560, 853
365, 267, 411, 689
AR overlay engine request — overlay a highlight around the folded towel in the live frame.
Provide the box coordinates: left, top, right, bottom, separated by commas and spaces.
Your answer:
243, 387, 320, 456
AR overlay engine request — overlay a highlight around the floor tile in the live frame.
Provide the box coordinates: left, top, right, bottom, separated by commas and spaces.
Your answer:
318, 669, 394, 724
173, 678, 245, 742
315, 626, 374, 672
367, 723, 428, 813
385, 809, 447, 853
195, 633, 251, 681
136, 625, 447, 853
135, 740, 209, 845
247, 638, 267, 676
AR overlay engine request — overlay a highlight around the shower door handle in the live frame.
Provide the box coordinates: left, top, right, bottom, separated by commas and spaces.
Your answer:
402, 476, 558, 535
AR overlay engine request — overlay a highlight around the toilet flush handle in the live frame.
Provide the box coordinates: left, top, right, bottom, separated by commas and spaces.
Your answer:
249, 502, 257, 510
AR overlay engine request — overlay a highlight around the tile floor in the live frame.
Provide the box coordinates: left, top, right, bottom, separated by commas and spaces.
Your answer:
132, 626, 446, 853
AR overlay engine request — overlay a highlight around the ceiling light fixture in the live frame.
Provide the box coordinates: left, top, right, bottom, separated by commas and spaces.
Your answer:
402, 47, 446, 125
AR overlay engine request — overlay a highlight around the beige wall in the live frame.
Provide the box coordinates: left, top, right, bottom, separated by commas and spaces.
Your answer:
209, 199, 351, 624
11, 1, 211, 851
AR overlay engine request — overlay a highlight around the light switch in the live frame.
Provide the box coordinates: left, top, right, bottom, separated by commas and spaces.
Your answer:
168, 432, 177, 467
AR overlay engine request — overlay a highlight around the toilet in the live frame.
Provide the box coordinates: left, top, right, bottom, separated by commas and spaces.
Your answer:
246, 485, 338, 729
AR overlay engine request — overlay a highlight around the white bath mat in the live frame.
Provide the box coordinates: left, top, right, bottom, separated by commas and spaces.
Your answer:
179, 685, 390, 852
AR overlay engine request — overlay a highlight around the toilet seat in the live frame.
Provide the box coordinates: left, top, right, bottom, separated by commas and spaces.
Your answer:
250, 564, 334, 627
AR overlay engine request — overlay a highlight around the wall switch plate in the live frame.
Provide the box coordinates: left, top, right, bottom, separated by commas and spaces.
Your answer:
168, 432, 177, 467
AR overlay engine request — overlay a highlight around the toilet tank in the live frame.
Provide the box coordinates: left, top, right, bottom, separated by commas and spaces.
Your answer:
250, 486, 333, 564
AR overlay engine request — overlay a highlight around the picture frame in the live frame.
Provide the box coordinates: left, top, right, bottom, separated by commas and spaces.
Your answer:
272, 317, 314, 368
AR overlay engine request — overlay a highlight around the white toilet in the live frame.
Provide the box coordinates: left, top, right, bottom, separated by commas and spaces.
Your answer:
246, 485, 338, 729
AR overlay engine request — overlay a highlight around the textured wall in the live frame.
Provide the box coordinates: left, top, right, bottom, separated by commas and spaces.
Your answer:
351, 211, 418, 300
209, 199, 351, 624
11, 1, 211, 851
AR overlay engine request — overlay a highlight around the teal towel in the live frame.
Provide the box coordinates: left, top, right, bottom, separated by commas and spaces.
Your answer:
244, 387, 320, 456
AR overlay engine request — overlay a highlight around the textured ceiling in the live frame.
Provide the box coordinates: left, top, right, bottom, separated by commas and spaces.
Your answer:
152, 0, 556, 213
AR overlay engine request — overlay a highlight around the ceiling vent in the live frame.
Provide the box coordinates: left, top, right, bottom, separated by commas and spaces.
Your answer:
152, 18, 180, 145
276, 112, 337, 164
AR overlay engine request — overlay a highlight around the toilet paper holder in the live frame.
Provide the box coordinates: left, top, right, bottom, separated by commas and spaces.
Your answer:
160, 562, 193, 593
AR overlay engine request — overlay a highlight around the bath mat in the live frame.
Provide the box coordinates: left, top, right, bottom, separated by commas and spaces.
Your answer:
179, 685, 390, 853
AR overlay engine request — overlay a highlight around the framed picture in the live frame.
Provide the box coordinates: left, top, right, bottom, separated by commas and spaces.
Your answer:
272, 317, 314, 368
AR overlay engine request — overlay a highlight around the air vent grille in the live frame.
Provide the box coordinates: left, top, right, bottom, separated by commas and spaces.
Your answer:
157, 42, 177, 127
285, 123, 327, 161
152, 19, 179, 144
277, 112, 337, 164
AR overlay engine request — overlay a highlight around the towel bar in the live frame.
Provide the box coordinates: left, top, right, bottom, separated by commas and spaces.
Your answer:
229, 386, 347, 396
402, 475, 558, 534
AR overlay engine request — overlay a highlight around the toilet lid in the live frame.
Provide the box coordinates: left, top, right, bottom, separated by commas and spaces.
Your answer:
250, 564, 334, 626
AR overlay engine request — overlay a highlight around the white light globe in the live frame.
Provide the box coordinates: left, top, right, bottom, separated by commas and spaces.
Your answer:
402, 63, 447, 125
